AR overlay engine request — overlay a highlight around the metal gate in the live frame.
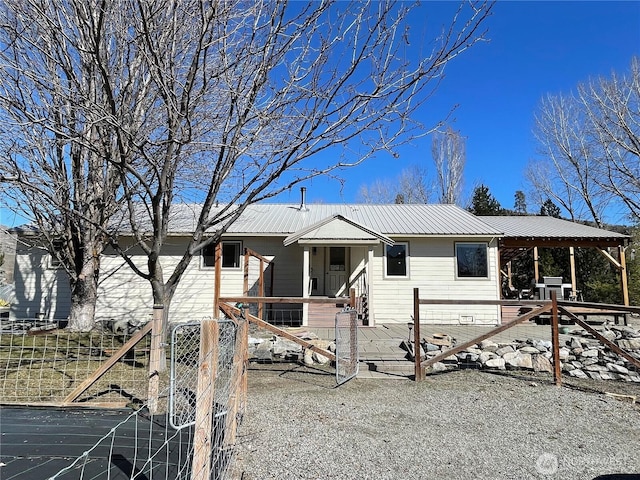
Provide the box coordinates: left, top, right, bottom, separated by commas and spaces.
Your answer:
169, 319, 237, 430
335, 307, 359, 385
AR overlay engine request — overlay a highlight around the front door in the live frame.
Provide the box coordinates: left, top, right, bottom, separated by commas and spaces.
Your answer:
326, 246, 348, 297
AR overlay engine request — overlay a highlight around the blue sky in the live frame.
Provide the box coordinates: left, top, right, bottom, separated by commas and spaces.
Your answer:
283, 1, 640, 215
1, 1, 638, 227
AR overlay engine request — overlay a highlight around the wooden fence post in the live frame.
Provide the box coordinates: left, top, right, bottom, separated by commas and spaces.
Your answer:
148, 304, 164, 414
214, 242, 222, 318
191, 319, 219, 480
550, 291, 562, 387
413, 288, 425, 382
225, 318, 247, 448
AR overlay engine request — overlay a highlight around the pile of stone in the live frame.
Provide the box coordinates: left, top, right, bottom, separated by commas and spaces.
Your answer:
248, 330, 335, 366
423, 325, 640, 383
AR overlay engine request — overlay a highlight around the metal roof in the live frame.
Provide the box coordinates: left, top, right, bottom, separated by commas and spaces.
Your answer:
282, 214, 394, 246
172, 203, 503, 237
479, 216, 629, 241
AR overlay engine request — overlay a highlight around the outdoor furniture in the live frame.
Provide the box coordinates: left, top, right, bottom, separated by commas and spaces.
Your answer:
534, 276, 573, 300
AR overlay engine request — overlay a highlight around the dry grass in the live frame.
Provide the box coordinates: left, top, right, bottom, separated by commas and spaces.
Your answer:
0, 328, 153, 405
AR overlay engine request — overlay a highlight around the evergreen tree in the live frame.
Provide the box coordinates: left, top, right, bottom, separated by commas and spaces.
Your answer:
514, 190, 527, 215
540, 199, 561, 218
468, 184, 503, 215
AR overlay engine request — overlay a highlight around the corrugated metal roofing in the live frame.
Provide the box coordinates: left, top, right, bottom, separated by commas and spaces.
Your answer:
169, 203, 502, 236
479, 216, 629, 240
282, 214, 394, 245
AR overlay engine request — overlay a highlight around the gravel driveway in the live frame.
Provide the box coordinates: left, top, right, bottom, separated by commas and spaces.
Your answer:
234, 364, 640, 480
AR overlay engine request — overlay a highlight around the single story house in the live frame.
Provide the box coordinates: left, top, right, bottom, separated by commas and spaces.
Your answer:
9, 199, 630, 327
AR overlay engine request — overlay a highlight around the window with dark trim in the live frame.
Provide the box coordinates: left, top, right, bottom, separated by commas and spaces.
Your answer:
48, 239, 64, 269
385, 243, 408, 277
202, 241, 242, 269
455, 242, 488, 278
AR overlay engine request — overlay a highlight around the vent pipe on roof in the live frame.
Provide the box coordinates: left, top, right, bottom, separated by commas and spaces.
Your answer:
299, 187, 308, 211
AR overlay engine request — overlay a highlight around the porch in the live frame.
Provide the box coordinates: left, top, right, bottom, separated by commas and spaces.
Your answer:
218, 292, 368, 328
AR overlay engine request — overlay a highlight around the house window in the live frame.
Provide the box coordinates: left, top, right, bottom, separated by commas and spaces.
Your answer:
202, 241, 242, 269
385, 243, 408, 277
456, 242, 488, 278
48, 239, 64, 269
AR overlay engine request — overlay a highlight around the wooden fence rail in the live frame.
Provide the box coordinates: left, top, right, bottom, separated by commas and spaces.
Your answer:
413, 288, 638, 385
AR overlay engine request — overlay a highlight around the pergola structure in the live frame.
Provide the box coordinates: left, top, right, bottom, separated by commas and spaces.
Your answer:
481, 216, 631, 305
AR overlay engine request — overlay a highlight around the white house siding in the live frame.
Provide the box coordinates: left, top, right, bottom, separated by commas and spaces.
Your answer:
95, 236, 305, 324
13, 233, 499, 326
240, 237, 303, 321
13, 240, 71, 320
368, 237, 500, 325
12, 234, 305, 325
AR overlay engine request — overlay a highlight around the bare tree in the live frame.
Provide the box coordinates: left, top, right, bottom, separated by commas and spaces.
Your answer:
431, 125, 465, 204
527, 57, 639, 225
111, 0, 493, 332
358, 179, 400, 204
527, 92, 609, 226
579, 57, 640, 220
0, 0, 494, 332
0, 0, 134, 330
357, 165, 432, 204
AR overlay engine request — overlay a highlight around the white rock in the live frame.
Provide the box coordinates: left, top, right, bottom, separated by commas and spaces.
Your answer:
581, 349, 599, 358
558, 348, 571, 361
485, 358, 506, 369
479, 351, 498, 364
429, 362, 448, 373
568, 369, 587, 378
584, 364, 608, 372
313, 350, 330, 365
506, 352, 533, 369
502, 351, 519, 362
533, 340, 552, 351
519, 346, 540, 354
627, 372, 640, 383
479, 340, 499, 352
607, 363, 629, 375
569, 337, 582, 349
618, 338, 640, 350
496, 346, 515, 356
303, 350, 314, 366
587, 371, 602, 380
532, 355, 553, 373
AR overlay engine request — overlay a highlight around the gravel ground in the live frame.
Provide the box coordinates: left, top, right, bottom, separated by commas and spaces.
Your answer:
234, 364, 640, 480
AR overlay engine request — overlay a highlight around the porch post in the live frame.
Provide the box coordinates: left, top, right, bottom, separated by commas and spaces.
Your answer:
533, 246, 540, 283
569, 246, 577, 299
302, 246, 310, 326
619, 245, 629, 306
367, 246, 375, 327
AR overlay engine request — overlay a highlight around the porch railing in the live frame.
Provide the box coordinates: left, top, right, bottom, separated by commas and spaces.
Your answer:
345, 268, 369, 325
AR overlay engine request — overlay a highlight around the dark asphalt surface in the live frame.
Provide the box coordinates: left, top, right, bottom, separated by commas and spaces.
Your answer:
0, 406, 191, 480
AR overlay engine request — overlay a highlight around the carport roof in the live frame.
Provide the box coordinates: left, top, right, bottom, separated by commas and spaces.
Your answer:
479, 216, 629, 248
